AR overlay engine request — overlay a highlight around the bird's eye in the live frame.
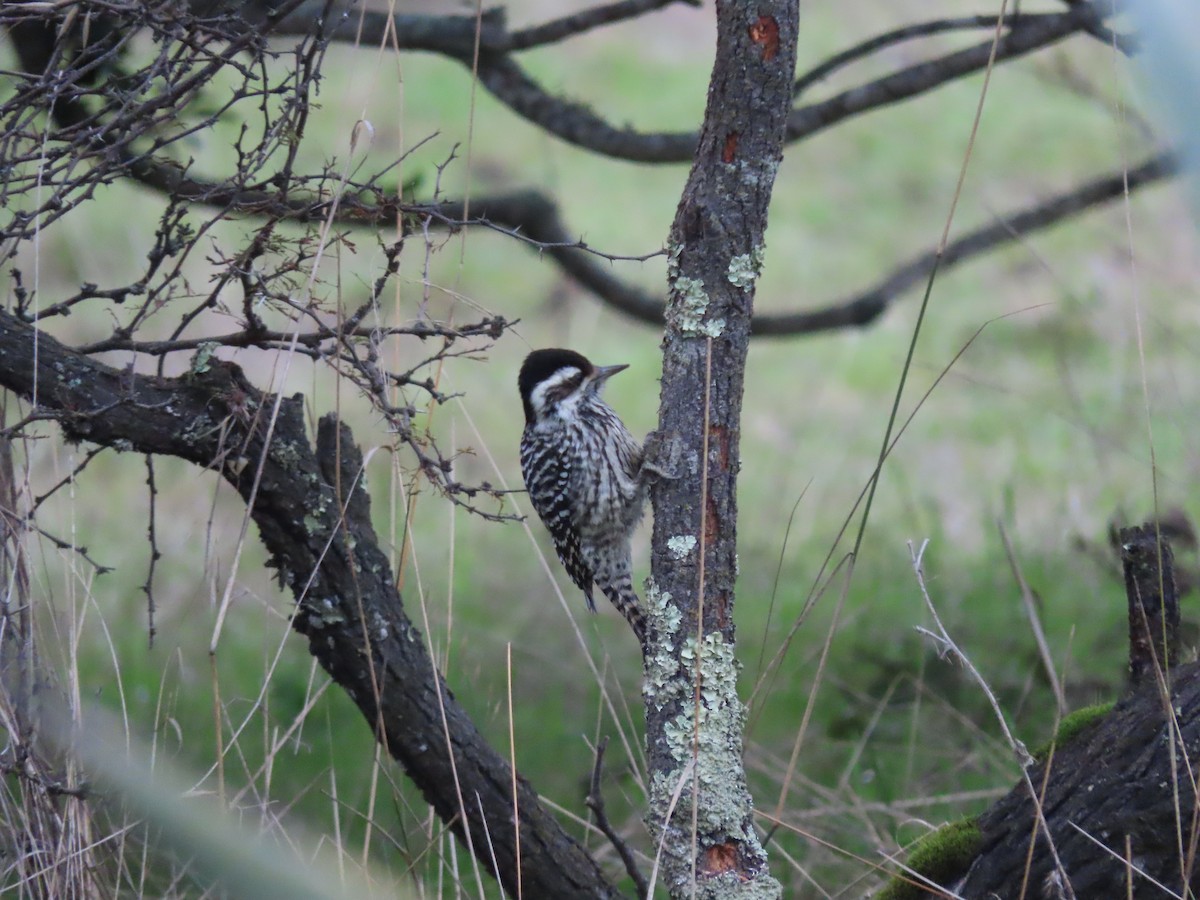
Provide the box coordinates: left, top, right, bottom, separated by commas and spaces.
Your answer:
528, 366, 585, 414
550, 374, 583, 402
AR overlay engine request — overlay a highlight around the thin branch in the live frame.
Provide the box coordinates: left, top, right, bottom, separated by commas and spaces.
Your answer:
586, 737, 648, 899
119, 148, 1177, 338
470, 51, 694, 162
142, 455, 161, 648
276, 6, 508, 56
289, 2, 1122, 163
118, 153, 662, 261
749, 151, 1176, 337
23, 521, 113, 575
787, 5, 1127, 146
279, 0, 701, 55
796, 15, 1008, 97
29, 446, 107, 513
793, 13, 1132, 98
69, 318, 508, 357
505, 0, 699, 52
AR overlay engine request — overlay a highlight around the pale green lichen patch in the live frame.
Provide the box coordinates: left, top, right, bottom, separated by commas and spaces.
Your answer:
643, 579, 682, 699
371, 611, 390, 641
665, 276, 726, 338
645, 578, 682, 638
644, 622, 780, 897
667, 535, 698, 560
670, 276, 709, 327
666, 243, 684, 279
189, 341, 220, 375
664, 246, 728, 336
727, 249, 762, 290
655, 633, 752, 824
738, 158, 780, 190
310, 597, 346, 628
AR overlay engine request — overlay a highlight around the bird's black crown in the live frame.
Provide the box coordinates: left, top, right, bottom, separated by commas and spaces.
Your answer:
518, 348, 594, 421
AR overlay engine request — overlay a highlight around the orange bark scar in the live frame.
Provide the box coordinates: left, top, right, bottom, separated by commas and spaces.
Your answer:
722, 132, 739, 163
748, 16, 780, 61
701, 841, 744, 877
704, 495, 719, 547
709, 423, 730, 469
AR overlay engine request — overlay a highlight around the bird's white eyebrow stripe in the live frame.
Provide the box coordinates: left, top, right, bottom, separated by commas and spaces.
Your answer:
529, 366, 581, 413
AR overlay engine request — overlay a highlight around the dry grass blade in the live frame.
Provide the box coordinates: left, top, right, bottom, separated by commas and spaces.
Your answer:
910, 538, 1075, 900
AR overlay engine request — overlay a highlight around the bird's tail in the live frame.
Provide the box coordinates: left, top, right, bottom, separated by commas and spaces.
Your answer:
598, 570, 646, 646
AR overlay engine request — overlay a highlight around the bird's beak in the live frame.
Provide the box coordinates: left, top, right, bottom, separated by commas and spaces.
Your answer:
592, 364, 629, 384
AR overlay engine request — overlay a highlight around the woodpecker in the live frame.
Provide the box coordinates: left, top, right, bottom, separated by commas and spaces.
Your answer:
518, 348, 647, 644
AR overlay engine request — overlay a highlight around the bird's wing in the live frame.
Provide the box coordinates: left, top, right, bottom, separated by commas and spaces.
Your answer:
520, 434, 596, 610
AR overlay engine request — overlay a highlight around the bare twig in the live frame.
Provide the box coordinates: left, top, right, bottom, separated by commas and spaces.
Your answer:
911, 540, 1033, 768
29, 446, 107, 513
910, 539, 1077, 900
142, 455, 161, 648
586, 737, 648, 898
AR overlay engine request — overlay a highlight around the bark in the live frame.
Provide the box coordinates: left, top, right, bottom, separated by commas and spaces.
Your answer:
955, 665, 1200, 898
0, 312, 619, 899
642, 1, 797, 896
1121, 523, 1181, 688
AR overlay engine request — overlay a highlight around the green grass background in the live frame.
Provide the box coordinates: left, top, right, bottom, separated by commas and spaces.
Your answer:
7, 0, 1200, 895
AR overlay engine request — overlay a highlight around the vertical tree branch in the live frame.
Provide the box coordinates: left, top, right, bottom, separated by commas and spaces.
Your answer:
644, 2, 798, 896
1120, 524, 1181, 690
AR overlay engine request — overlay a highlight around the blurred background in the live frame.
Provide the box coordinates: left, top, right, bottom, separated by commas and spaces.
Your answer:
5, 0, 1199, 894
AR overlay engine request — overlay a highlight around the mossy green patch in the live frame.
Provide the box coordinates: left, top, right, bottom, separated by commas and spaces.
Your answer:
1031, 701, 1116, 761
876, 818, 981, 900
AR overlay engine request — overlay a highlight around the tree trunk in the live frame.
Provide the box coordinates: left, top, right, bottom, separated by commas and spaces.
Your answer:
643, 2, 798, 896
